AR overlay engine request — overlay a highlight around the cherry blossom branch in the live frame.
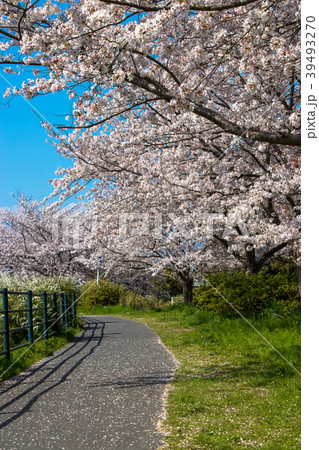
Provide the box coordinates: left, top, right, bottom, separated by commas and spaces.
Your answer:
57, 98, 163, 129
99, 0, 260, 13
130, 74, 301, 146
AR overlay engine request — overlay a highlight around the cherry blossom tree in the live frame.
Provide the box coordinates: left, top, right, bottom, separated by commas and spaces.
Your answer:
0, 194, 91, 279
0, 0, 300, 146
84, 193, 233, 304
53, 113, 300, 281
0, 0, 301, 294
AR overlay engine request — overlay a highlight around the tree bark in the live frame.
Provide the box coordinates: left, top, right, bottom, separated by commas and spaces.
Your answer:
244, 246, 258, 274
244, 243, 289, 274
296, 264, 301, 296
182, 277, 194, 305
130, 75, 301, 147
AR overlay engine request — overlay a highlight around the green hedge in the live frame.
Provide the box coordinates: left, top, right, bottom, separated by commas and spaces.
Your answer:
194, 271, 300, 316
81, 279, 121, 310
81, 279, 159, 311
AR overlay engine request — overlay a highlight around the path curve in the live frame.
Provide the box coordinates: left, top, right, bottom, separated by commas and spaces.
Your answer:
0, 316, 177, 450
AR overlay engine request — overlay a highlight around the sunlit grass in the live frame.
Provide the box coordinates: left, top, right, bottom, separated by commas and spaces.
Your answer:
103, 304, 301, 449
78, 303, 140, 315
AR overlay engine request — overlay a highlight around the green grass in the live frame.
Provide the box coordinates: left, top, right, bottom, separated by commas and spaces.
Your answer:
84, 304, 301, 449
0, 321, 83, 382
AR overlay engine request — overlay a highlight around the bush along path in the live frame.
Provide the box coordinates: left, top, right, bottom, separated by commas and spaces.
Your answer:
0, 316, 177, 450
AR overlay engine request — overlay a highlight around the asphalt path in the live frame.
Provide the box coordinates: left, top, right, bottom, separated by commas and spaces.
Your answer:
0, 316, 177, 450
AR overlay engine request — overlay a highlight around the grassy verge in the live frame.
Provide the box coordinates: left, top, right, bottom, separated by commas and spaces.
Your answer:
80, 304, 301, 449
0, 321, 83, 382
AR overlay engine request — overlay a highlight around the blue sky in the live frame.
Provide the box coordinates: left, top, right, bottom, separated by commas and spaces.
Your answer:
0, 75, 72, 208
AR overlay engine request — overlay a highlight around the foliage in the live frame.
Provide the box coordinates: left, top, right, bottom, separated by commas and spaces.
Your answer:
118, 290, 159, 311
194, 270, 300, 316
0, 272, 80, 295
151, 272, 183, 300
81, 278, 163, 311
81, 279, 121, 309
0, 273, 80, 347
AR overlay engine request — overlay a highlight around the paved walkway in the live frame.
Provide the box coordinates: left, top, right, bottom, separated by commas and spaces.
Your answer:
0, 316, 177, 450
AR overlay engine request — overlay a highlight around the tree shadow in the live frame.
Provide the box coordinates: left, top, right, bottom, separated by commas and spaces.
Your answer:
88, 370, 176, 390
175, 358, 300, 387
0, 317, 111, 429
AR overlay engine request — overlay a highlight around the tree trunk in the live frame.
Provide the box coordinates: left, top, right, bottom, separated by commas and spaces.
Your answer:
244, 243, 289, 274
182, 278, 194, 305
296, 264, 301, 296
244, 246, 259, 274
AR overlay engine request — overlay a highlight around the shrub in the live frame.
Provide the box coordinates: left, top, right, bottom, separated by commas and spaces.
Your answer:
119, 289, 158, 310
0, 273, 80, 348
0, 273, 80, 295
81, 279, 161, 311
81, 279, 121, 309
194, 270, 300, 317
151, 272, 183, 300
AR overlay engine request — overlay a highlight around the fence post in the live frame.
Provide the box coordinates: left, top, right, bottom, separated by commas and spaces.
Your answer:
60, 293, 64, 327
52, 292, 59, 334
72, 292, 76, 323
42, 291, 48, 339
1, 288, 10, 359
64, 294, 68, 329
27, 290, 33, 344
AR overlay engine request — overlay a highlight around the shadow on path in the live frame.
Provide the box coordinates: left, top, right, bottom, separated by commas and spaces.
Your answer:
0, 317, 113, 429
88, 371, 175, 390
0, 322, 94, 396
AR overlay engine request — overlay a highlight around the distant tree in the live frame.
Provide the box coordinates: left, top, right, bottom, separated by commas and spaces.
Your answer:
0, 194, 91, 279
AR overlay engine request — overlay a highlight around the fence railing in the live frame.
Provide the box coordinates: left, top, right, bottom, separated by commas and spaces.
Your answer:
170, 296, 184, 305
0, 289, 77, 359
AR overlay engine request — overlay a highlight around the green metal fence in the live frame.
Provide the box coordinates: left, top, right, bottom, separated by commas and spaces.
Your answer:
0, 289, 77, 359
